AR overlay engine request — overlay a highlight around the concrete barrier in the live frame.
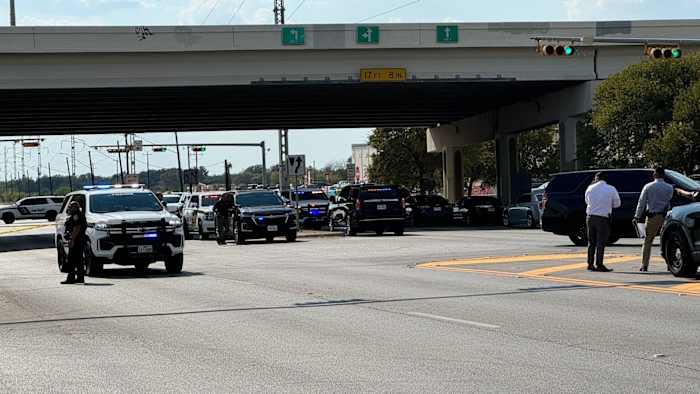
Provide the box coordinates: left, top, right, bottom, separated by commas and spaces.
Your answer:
0, 234, 55, 252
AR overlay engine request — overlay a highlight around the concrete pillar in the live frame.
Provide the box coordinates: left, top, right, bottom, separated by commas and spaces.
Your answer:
496, 135, 518, 205
442, 147, 464, 203
559, 117, 580, 171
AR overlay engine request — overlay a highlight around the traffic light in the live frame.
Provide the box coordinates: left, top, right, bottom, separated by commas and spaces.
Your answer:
191, 146, 206, 152
539, 43, 576, 57
645, 46, 682, 59
152, 146, 167, 152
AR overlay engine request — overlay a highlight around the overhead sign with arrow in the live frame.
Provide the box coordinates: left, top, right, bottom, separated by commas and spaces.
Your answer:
287, 155, 306, 177
357, 26, 379, 44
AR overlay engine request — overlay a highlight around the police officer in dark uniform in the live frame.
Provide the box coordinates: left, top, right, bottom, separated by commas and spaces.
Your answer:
213, 192, 236, 245
62, 201, 87, 284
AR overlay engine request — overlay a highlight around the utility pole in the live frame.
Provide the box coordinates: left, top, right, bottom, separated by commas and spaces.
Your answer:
145, 152, 151, 189
10, 0, 16, 26
174, 132, 184, 192
3, 146, 6, 195
124, 133, 130, 176
37, 148, 41, 194
224, 160, 231, 191
116, 141, 125, 184
274, 1, 289, 191
186, 146, 192, 193
260, 141, 267, 186
48, 163, 53, 195
88, 150, 95, 185
70, 135, 76, 180
66, 157, 72, 191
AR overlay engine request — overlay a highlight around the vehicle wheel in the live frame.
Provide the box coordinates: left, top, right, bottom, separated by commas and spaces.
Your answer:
606, 235, 620, 245
234, 222, 246, 245
2, 212, 15, 224
46, 211, 57, 222
266, 235, 275, 242
83, 242, 102, 277
285, 231, 297, 242
394, 225, 405, 236
375, 228, 385, 236
56, 240, 68, 273
165, 254, 184, 274
568, 221, 588, 247
665, 231, 698, 278
527, 213, 536, 229
134, 263, 149, 273
502, 214, 510, 227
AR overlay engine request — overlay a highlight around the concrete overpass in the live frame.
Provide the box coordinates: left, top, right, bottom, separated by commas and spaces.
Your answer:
1, 20, 699, 200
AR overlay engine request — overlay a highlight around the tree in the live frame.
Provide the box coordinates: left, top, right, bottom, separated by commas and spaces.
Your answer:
592, 55, 700, 167
462, 141, 496, 196
518, 125, 560, 181
367, 128, 442, 192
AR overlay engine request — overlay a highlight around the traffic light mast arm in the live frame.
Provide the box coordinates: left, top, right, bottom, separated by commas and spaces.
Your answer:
593, 37, 700, 45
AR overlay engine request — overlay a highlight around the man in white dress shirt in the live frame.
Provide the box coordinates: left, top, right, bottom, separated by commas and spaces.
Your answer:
584, 172, 621, 272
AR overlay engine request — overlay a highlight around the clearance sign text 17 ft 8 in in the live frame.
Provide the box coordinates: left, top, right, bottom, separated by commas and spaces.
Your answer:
360, 68, 407, 82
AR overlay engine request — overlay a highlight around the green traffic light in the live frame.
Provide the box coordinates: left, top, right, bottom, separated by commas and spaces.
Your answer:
672, 48, 682, 59
564, 46, 575, 56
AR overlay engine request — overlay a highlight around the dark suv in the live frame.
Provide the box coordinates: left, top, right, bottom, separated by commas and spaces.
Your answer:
232, 190, 298, 244
660, 202, 700, 277
542, 169, 700, 246
333, 184, 406, 236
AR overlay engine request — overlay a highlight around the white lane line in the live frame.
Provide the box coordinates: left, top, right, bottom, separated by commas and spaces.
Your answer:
408, 312, 500, 329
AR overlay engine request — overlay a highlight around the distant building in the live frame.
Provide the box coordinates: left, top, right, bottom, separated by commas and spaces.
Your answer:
351, 144, 377, 183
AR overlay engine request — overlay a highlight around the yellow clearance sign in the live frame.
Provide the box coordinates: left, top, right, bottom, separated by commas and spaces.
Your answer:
360, 68, 407, 82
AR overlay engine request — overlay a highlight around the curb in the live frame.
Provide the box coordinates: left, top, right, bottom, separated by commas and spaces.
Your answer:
0, 234, 55, 252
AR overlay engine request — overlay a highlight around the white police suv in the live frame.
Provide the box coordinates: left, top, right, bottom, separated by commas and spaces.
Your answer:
0, 195, 65, 223
55, 185, 184, 276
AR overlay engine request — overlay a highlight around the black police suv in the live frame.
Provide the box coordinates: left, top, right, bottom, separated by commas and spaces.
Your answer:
542, 169, 700, 246
281, 188, 329, 230
232, 190, 298, 244
660, 202, 700, 277
332, 184, 406, 236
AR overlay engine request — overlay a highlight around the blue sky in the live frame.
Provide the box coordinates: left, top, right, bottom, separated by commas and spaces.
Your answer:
3, 0, 700, 178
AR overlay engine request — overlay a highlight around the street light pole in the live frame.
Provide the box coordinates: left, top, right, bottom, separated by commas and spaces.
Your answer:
10, 0, 16, 26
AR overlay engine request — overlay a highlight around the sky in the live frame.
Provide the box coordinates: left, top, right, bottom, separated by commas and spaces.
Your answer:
3, 0, 700, 178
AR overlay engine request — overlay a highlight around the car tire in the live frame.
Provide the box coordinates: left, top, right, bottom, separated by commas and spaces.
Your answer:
527, 212, 536, 229
2, 212, 15, 224
394, 225, 405, 236
266, 235, 275, 243
665, 230, 698, 278
568, 221, 588, 247
46, 211, 57, 222
84, 242, 102, 277
165, 254, 184, 274
502, 213, 510, 227
135, 263, 149, 273
234, 222, 246, 245
285, 231, 297, 242
375, 228, 385, 236
56, 240, 68, 273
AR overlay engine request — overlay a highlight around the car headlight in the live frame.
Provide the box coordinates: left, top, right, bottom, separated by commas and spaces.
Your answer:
169, 218, 182, 228
94, 222, 109, 231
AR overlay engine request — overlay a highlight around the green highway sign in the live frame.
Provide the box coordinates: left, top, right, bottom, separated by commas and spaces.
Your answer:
282, 27, 305, 45
437, 25, 459, 43
357, 26, 380, 44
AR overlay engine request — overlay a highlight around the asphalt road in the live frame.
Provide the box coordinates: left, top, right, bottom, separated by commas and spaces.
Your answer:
1, 227, 699, 393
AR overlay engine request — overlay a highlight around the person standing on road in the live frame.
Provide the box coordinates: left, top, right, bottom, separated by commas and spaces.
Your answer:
213, 192, 236, 245
61, 201, 87, 285
584, 172, 621, 272
633, 167, 674, 272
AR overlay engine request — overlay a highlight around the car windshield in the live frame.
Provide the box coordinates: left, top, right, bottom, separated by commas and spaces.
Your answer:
236, 192, 284, 207
293, 191, 328, 201
667, 170, 700, 191
162, 196, 181, 204
90, 192, 163, 213
201, 195, 222, 207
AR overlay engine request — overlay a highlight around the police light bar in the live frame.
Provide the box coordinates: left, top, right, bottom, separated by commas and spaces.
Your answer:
83, 184, 145, 190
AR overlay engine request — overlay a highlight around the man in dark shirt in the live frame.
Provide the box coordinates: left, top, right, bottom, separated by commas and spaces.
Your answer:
62, 201, 87, 284
213, 192, 236, 244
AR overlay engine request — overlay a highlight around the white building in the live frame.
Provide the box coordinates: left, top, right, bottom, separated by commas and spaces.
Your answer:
351, 144, 377, 183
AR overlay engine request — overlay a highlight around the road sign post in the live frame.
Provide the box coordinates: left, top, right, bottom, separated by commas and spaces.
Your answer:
357, 26, 380, 44
437, 25, 459, 43
287, 155, 306, 178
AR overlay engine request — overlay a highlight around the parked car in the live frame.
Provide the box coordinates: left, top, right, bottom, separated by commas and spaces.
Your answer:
231, 190, 298, 244
502, 185, 546, 228
660, 202, 700, 277
281, 188, 330, 229
55, 185, 184, 276
162, 193, 188, 217
0, 195, 64, 224
182, 191, 224, 240
332, 184, 406, 236
454, 196, 503, 226
405, 194, 452, 226
542, 169, 700, 246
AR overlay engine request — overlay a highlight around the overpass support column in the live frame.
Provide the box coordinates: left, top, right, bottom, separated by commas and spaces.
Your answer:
496, 135, 519, 205
442, 147, 464, 203
559, 117, 580, 171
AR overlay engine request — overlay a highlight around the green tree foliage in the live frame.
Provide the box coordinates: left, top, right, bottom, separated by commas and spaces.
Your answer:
462, 141, 496, 196
592, 55, 700, 167
518, 125, 560, 181
367, 128, 441, 192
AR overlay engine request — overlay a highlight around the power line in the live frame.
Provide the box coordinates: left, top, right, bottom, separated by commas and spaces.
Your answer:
201, 0, 223, 24
286, 0, 306, 22
357, 0, 421, 23
228, 0, 249, 24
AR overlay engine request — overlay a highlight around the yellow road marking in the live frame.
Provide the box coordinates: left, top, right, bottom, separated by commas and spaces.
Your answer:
520, 256, 640, 276
0, 224, 52, 236
669, 282, 700, 294
422, 253, 594, 268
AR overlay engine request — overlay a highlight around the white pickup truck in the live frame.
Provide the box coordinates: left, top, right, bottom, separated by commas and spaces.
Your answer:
0, 196, 65, 224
